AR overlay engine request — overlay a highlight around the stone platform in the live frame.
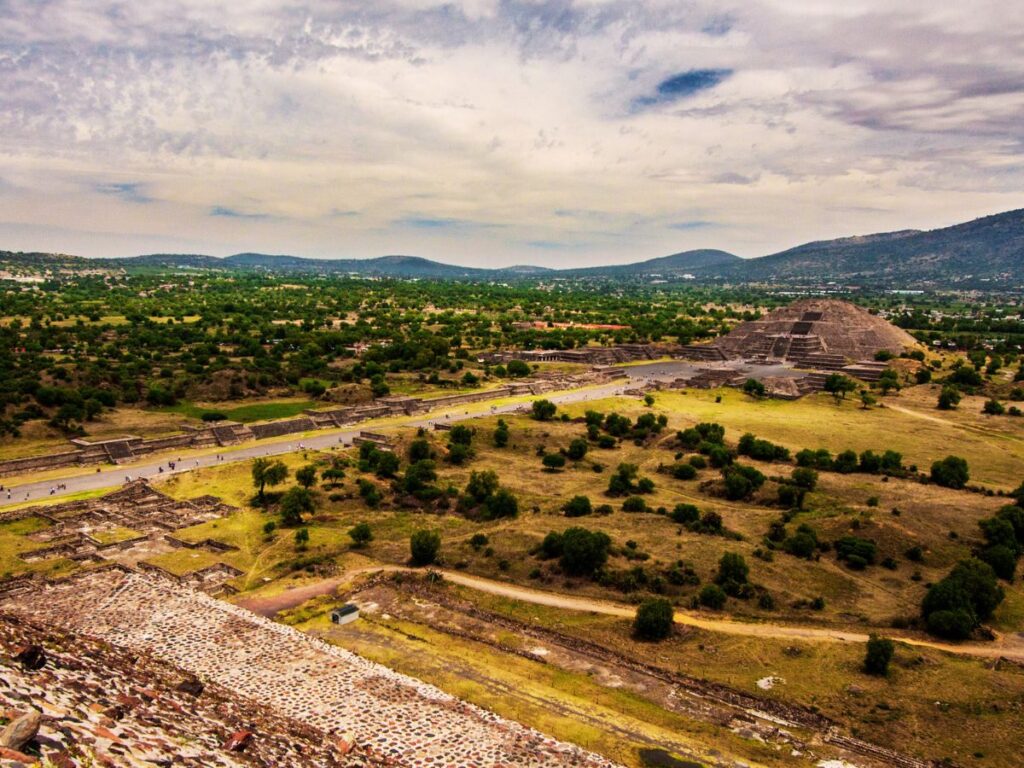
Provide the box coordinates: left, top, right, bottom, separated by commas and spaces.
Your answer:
1, 567, 621, 768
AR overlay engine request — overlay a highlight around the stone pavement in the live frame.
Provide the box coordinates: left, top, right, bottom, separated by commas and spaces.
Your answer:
1, 567, 623, 768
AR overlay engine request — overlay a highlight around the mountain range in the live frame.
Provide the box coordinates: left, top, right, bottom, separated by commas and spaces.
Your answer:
3, 208, 1022, 287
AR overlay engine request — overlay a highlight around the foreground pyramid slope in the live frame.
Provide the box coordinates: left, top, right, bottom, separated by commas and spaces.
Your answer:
712, 299, 916, 364
0, 566, 620, 768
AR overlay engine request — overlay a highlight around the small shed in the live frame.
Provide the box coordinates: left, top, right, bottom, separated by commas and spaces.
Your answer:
330, 603, 360, 625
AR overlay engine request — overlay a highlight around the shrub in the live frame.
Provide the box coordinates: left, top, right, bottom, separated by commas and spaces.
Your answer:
542, 453, 567, 471
671, 463, 697, 480
699, 584, 727, 609
531, 399, 557, 420
562, 495, 593, 517
931, 455, 970, 489
835, 536, 877, 567
622, 496, 647, 513
864, 635, 895, 676
348, 522, 373, 547
279, 486, 315, 527
540, 531, 564, 558
485, 488, 519, 520
633, 598, 674, 641
559, 527, 611, 577
567, 437, 588, 461
410, 529, 441, 566
470, 533, 489, 551
921, 558, 1003, 637
670, 503, 700, 525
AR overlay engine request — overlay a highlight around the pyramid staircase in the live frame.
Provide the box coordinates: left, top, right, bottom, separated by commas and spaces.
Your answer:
209, 422, 255, 446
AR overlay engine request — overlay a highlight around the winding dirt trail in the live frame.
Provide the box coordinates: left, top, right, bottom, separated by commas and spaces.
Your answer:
235, 565, 1024, 662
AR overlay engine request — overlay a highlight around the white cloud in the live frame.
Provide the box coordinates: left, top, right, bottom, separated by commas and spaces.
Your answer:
0, 0, 1021, 265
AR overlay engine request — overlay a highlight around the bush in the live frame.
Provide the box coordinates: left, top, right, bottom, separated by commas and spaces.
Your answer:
670, 503, 700, 525
921, 558, 1003, 637
931, 455, 970, 489
699, 584, 727, 609
864, 635, 895, 676
485, 488, 519, 520
622, 496, 647, 513
716, 552, 749, 592
410, 529, 441, 566
559, 527, 611, 577
279, 487, 315, 527
348, 522, 373, 547
737, 433, 790, 462
633, 598, 674, 641
201, 411, 227, 422
835, 536, 877, 567
540, 531, 563, 558
562, 495, 593, 517
531, 399, 557, 421
671, 463, 697, 480
470, 533, 489, 551
567, 437, 588, 461
979, 545, 1017, 581
542, 453, 567, 471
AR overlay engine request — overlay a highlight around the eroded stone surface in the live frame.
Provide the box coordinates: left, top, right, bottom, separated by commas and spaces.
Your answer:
1, 568, 622, 768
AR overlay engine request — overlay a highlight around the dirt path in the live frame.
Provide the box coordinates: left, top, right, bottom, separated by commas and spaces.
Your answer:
235, 565, 1024, 662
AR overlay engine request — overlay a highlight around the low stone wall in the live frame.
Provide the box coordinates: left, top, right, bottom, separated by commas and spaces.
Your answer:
0, 367, 619, 477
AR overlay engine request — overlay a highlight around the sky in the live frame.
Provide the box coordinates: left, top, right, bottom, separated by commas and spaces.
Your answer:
0, 0, 1022, 267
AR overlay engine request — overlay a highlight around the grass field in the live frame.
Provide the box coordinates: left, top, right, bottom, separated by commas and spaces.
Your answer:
163, 398, 316, 423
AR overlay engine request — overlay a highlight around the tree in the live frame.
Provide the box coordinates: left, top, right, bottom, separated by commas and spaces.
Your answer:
864, 635, 894, 675
877, 369, 900, 395
507, 359, 530, 377
634, 598, 674, 641
531, 399, 557, 421
791, 467, 818, 490
824, 374, 856, 402
374, 451, 400, 478
562, 495, 593, 517
566, 438, 588, 461
493, 419, 509, 447
931, 455, 969, 489
983, 399, 1006, 415
410, 529, 441, 566
699, 584, 727, 609
859, 391, 877, 410
485, 488, 519, 519
742, 378, 766, 398
716, 552, 749, 593
294, 527, 309, 550
280, 486, 315, 527
348, 522, 373, 548
252, 458, 288, 501
295, 464, 318, 488
466, 470, 500, 503
937, 385, 961, 410
542, 453, 567, 471
447, 442, 471, 465
921, 558, 1003, 638
559, 527, 611, 576
448, 424, 474, 446
408, 438, 432, 462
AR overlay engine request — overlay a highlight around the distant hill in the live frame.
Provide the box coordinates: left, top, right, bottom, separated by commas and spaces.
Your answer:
562, 249, 741, 278
731, 209, 1024, 284
2, 208, 1022, 286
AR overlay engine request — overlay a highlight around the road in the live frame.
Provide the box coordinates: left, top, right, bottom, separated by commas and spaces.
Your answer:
236, 565, 1024, 663
1, 367, 674, 505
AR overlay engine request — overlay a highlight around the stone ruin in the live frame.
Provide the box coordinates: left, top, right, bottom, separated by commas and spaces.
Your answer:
0, 566, 622, 768
0, 603, 376, 767
4, 482, 242, 595
683, 299, 916, 368
0, 367, 623, 478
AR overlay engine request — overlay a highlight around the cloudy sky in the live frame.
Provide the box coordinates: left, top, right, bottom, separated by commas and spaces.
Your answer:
0, 0, 1022, 266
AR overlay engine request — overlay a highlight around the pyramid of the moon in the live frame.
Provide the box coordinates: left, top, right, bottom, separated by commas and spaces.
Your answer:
712, 299, 917, 363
